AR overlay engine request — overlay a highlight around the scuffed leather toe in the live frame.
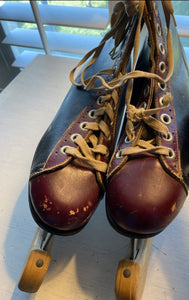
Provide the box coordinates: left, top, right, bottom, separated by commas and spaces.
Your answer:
29, 164, 100, 233
106, 157, 187, 237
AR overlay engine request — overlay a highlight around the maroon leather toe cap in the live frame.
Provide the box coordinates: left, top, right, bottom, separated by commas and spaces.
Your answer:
106, 157, 187, 236
29, 164, 100, 232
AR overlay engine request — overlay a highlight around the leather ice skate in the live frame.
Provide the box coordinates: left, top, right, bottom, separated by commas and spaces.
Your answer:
106, 0, 189, 238
29, 1, 143, 235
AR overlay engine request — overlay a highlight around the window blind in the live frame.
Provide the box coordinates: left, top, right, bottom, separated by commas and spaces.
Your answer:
0, 1, 110, 67
0, 1, 188, 68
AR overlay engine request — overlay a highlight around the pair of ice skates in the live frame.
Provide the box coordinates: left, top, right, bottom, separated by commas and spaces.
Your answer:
18, 0, 189, 299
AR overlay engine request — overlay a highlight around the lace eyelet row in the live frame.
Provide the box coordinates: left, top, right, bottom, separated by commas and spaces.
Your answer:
155, 17, 175, 160
60, 133, 81, 155
159, 101, 175, 160
160, 110, 175, 159
115, 147, 176, 160
156, 5, 167, 75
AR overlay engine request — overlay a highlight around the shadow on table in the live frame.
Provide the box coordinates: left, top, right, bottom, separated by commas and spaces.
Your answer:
145, 198, 189, 300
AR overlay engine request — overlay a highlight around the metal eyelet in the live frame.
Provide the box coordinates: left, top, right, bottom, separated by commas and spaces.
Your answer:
159, 61, 166, 73
125, 136, 134, 144
80, 122, 88, 131
97, 97, 103, 106
116, 150, 123, 159
88, 109, 96, 119
162, 131, 173, 142
70, 133, 81, 142
157, 23, 161, 36
143, 85, 150, 98
161, 113, 171, 125
159, 97, 164, 106
166, 148, 175, 159
60, 145, 70, 155
158, 82, 167, 91
139, 101, 147, 109
159, 43, 165, 55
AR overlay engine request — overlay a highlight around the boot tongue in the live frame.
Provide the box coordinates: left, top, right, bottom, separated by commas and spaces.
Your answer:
124, 0, 139, 17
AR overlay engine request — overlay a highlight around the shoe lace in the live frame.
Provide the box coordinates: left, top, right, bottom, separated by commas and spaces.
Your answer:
119, 0, 176, 158
67, 1, 137, 173
68, 0, 175, 172
65, 89, 119, 173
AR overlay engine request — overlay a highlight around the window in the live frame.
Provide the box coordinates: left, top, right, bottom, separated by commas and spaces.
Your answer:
0, 0, 188, 68
0, 0, 110, 67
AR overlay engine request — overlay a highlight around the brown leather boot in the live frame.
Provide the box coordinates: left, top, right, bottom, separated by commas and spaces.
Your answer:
29, 1, 143, 235
106, 0, 189, 238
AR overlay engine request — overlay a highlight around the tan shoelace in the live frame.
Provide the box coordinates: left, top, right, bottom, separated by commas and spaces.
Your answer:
65, 89, 120, 173
66, 1, 136, 173
67, 0, 175, 172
